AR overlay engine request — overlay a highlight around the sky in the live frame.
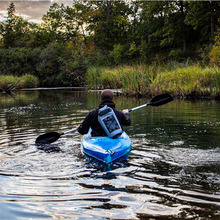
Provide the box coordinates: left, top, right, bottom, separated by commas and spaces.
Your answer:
0, 0, 73, 23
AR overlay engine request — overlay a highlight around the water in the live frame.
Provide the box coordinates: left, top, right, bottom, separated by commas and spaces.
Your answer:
0, 90, 220, 219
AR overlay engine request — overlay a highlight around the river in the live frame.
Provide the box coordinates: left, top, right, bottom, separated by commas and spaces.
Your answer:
0, 90, 220, 219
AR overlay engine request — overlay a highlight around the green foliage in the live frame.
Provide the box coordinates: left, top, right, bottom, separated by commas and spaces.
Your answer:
0, 41, 88, 87
80, 0, 132, 50
18, 74, 39, 88
109, 44, 125, 65
0, 1, 219, 91
0, 74, 38, 90
0, 2, 40, 48
185, 1, 220, 39
42, 3, 78, 42
86, 64, 158, 95
0, 47, 41, 76
151, 66, 220, 97
209, 45, 220, 67
37, 42, 63, 78
0, 75, 18, 90
86, 66, 103, 89
209, 26, 220, 67
86, 62, 220, 98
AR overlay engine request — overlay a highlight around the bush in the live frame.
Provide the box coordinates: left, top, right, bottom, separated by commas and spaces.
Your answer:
0, 75, 18, 90
18, 74, 39, 88
209, 26, 220, 67
0, 74, 38, 90
0, 48, 41, 76
109, 44, 125, 65
209, 45, 220, 67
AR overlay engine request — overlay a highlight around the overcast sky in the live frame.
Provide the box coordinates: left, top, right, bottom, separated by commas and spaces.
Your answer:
0, 0, 73, 23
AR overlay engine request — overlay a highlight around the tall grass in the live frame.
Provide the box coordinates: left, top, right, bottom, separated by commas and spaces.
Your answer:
0, 75, 18, 90
0, 74, 39, 91
86, 66, 103, 90
86, 63, 220, 98
86, 64, 158, 95
151, 66, 220, 97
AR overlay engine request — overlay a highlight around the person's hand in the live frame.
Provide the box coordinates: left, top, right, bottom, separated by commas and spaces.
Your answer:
122, 109, 129, 114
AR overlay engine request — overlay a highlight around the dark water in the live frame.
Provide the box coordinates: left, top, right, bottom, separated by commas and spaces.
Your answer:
0, 90, 220, 219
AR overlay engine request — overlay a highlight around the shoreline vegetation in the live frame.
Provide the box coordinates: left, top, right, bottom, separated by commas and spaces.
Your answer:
1, 62, 220, 100
86, 63, 220, 100
0, 74, 38, 93
0, 2, 219, 100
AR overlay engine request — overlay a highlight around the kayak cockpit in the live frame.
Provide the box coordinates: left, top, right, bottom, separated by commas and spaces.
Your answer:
81, 131, 131, 164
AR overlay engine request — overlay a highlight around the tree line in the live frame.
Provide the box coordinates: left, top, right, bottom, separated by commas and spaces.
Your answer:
0, 1, 219, 87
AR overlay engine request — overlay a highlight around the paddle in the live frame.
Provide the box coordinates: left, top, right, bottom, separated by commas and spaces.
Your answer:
129, 93, 173, 112
35, 128, 77, 145
35, 93, 173, 144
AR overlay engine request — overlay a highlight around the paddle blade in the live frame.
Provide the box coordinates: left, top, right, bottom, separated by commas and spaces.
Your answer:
150, 93, 173, 107
35, 132, 61, 144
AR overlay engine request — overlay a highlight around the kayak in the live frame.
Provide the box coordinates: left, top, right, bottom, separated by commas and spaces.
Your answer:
81, 131, 131, 164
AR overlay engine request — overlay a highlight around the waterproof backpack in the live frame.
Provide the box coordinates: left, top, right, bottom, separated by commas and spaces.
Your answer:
98, 105, 122, 138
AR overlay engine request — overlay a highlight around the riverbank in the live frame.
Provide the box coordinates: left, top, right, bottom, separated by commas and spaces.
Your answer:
0, 74, 39, 93
1, 63, 220, 101
86, 64, 220, 100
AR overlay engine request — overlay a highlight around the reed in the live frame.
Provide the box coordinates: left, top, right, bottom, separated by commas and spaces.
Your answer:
86, 63, 220, 98
17, 74, 39, 89
151, 66, 220, 97
86, 64, 158, 95
86, 66, 103, 89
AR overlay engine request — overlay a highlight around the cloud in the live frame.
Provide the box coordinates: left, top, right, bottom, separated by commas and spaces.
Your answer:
0, 10, 7, 22
0, 0, 72, 2
0, 1, 73, 23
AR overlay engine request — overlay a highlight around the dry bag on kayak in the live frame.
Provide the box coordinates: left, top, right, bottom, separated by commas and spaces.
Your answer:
98, 105, 122, 138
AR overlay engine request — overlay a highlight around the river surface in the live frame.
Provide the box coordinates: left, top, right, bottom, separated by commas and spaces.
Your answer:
0, 90, 220, 219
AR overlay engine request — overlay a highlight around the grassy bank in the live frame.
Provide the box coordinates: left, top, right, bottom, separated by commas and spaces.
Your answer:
151, 66, 220, 98
86, 63, 220, 99
0, 75, 39, 91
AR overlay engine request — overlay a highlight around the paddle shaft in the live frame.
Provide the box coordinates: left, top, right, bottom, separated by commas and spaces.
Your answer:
129, 103, 150, 112
129, 93, 173, 112
61, 128, 77, 135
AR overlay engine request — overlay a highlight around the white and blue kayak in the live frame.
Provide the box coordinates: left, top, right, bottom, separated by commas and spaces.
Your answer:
81, 131, 131, 164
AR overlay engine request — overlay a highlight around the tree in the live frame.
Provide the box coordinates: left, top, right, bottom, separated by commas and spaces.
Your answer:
185, 1, 220, 40
74, 0, 132, 51
139, 1, 191, 58
0, 2, 40, 48
1, 2, 17, 47
41, 3, 78, 43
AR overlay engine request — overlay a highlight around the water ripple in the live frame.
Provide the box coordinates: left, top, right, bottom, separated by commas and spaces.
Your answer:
0, 91, 220, 219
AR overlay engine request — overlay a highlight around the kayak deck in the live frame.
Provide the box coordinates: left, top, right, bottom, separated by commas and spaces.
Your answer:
81, 132, 131, 164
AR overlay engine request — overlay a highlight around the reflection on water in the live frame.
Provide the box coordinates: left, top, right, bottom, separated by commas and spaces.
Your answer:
0, 90, 220, 219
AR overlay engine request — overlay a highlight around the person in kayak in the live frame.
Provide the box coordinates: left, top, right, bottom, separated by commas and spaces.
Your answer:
77, 89, 131, 137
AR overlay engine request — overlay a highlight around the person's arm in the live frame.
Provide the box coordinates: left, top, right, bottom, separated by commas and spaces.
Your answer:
77, 112, 92, 135
121, 109, 131, 126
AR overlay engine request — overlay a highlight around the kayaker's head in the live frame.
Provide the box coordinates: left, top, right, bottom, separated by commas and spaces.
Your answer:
101, 89, 114, 100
